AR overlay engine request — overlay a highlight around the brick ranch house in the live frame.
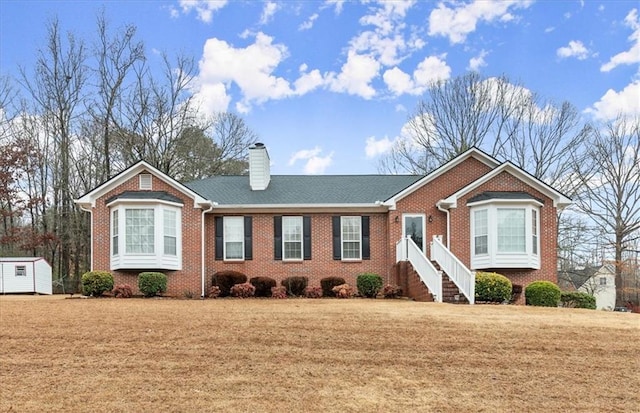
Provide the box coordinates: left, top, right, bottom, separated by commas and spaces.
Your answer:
75, 143, 571, 303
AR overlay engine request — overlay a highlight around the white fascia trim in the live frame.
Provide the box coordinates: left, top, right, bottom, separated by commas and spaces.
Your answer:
106, 198, 185, 208
211, 203, 389, 214
387, 148, 500, 204
73, 161, 209, 208
466, 198, 545, 208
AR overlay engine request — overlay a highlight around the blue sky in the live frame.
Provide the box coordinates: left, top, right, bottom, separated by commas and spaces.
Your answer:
1, 0, 639, 174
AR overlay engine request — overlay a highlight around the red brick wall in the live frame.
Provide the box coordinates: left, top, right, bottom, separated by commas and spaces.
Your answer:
91, 171, 204, 297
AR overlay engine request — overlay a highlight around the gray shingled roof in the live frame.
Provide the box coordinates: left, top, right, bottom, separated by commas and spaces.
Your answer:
184, 175, 422, 205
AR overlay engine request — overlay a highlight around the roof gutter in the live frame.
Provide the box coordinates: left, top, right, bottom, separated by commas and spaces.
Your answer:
78, 204, 94, 270
436, 200, 452, 248
200, 202, 215, 298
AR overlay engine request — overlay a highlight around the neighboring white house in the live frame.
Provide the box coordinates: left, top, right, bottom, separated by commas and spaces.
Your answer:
0, 257, 52, 295
577, 264, 616, 310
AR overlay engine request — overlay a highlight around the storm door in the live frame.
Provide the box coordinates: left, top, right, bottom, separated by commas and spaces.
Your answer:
403, 214, 426, 253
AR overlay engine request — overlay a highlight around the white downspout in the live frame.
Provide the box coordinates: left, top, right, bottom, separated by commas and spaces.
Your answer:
436, 201, 450, 248
201, 203, 215, 298
79, 205, 93, 270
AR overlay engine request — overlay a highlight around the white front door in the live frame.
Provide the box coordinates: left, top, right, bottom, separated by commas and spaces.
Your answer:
403, 214, 426, 252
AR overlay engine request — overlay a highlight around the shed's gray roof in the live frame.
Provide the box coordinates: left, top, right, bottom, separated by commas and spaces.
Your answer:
184, 175, 422, 205
0, 257, 43, 262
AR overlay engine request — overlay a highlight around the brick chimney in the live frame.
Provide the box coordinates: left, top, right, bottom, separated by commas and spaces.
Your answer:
249, 143, 270, 190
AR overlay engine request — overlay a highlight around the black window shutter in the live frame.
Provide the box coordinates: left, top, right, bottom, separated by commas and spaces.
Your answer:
362, 216, 370, 260
274, 216, 282, 260
215, 217, 223, 261
244, 216, 253, 260
332, 216, 341, 260
303, 216, 311, 260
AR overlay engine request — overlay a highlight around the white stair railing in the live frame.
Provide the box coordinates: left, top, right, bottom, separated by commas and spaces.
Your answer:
430, 236, 475, 304
396, 237, 442, 302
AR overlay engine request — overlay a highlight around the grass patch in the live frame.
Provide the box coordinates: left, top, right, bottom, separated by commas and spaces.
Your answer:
0, 296, 638, 412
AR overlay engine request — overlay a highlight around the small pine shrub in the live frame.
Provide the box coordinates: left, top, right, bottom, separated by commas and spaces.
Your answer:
212, 271, 247, 297
208, 285, 221, 299
560, 292, 596, 309
303, 286, 323, 298
138, 272, 167, 298
475, 272, 512, 303
332, 283, 354, 299
356, 273, 383, 298
271, 286, 287, 299
382, 284, 402, 299
281, 276, 308, 297
525, 281, 561, 307
230, 282, 256, 298
250, 276, 277, 297
81, 271, 114, 297
320, 276, 346, 297
112, 284, 133, 298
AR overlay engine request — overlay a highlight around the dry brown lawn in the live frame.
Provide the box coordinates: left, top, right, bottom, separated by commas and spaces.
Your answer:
0, 296, 638, 413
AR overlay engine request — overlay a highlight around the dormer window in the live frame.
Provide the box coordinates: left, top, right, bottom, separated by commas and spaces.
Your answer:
468, 192, 542, 270
139, 174, 152, 190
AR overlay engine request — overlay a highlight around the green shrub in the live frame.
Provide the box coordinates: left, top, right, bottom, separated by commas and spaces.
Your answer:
475, 272, 512, 303
560, 292, 596, 309
81, 271, 114, 297
320, 276, 346, 297
112, 284, 133, 298
525, 281, 561, 307
303, 286, 323, 298
230, 282, 255, 298
212, 271, 247, 297
250, 276, 277, 297
382, 284, 402, 299
281, 276, 308, 297
138, 272, 167, 298
356, 273, 383, 298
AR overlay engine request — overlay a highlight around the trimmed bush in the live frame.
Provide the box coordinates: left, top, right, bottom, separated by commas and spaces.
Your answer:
112, 284, 133, 298
208, 285, 221, 299
560, 292, 596, 309
271, 286, 287, 299
320, 276, 346, 297
230, 282, 255, 298
138, 272, 167, 298
382, 284, 402, 299
250, 276, 277, 297
525, 281, 561, 307
81, 271, 114, 297
304, 286, 323, 298
212, 271, 247, 297
475, 272, 512, 303
281, 276, 308, 297
332, 283, 354, 299
356, 273, 383, 298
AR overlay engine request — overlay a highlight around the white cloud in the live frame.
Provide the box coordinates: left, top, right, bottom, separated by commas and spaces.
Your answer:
294, 67, 325, 95
299, 13, 319, 31
395, 104, 407, 112
192, 82, 231, 114
195, 32, 294, 113
383, 55, 451, 96
468, 49, 489, 70
601, 9, 640, 72
179, 0, 227, 23
289, 146, 333, 174
557, 40, 590, 60
585, 80, 640, 120
365, 136, 396, 158
327, 51, 380, 99
260, 1, 279, 25
325, 0, 346, 15
428, 0, 533, 44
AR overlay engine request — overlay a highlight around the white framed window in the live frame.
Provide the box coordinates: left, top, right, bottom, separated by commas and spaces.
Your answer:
112, 210, 119, 255
125, 209, 155, 254
341, 216, 362, 260
109, 202, 182, 270
224, 216, 244, 260
139, 174, 152, 190
15, 266, 26, 276
283, 216, 303, 260
599, 277, 607, 286
470, 202, 541, 270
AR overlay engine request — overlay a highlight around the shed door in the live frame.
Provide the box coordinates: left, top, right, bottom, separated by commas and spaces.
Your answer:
403, 214, 425, 252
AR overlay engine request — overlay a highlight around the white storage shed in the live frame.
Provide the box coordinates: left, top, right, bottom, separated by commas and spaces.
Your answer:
0, 257, 52, 295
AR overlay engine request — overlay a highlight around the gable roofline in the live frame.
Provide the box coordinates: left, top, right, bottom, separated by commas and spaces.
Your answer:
383, 147, 501, 209
74, 160, 210, 209
439, 161, 572, 209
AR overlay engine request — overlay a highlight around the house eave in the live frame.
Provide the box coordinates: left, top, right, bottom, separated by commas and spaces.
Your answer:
210, 203, 390, 214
